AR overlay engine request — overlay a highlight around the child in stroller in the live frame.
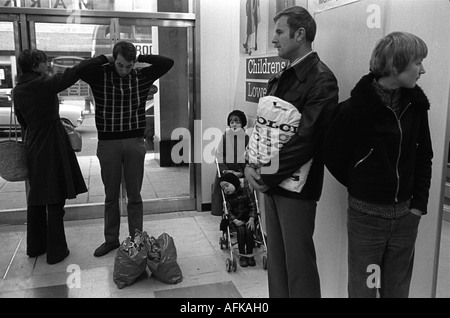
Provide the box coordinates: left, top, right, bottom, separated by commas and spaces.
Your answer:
219, 172, 257, 267
211, 110, 249, 216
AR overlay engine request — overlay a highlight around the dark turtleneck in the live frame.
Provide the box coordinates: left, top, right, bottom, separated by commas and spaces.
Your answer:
371, 79, 403, 117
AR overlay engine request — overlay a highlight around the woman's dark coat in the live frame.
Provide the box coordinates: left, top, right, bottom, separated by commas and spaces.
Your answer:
13, 64, 95, 205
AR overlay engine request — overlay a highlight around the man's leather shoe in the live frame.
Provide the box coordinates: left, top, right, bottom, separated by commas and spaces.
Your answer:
94, 241, 120, 257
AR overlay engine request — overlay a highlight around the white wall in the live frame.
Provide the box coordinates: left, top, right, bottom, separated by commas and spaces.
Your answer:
199, 0, 240, 204
313, 0, 387, 297
385, 0, 450, 298
313, 0, 450, 297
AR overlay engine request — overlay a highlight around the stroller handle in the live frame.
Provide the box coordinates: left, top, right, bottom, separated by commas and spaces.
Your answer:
215, 157, 229, 210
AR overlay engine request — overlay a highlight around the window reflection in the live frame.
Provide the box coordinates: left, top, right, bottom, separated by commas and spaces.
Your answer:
3, 0, 192, 13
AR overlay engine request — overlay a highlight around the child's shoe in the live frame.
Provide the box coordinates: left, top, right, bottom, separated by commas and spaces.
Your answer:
239, 256, 248, 267
247, 257, 256, 267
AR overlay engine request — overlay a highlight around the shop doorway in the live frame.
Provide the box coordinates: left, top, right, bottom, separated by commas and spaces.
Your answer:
0, 9, 198, 219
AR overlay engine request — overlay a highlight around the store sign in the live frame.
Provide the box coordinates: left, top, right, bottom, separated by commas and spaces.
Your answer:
133, 43, 152, 56
247, 56, 287, 81
246, 82, 268, 103
310, 0, 361, 13
1, 0, 96, 9
245, 56, 285, 103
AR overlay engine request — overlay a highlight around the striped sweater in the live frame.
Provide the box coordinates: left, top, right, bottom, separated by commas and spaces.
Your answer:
80, 54, 174, 140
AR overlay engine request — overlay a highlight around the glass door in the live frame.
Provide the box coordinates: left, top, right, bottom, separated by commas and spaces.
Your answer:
117, 17, 195, 200
0, 10, 197, 216
0, 16, 24, 211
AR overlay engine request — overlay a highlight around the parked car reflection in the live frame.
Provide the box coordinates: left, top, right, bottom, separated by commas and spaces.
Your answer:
0, 90, 85, 133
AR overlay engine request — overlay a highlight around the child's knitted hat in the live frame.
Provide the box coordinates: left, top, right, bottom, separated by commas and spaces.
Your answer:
227, 110, 247, 128
219, 173, 241, 190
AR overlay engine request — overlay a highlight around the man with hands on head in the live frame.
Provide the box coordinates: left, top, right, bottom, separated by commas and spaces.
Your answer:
79, 41, 174, 257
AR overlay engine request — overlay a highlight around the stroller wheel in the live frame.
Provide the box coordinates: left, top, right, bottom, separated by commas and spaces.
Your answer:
226, 258, 232, 272
262, 256, 267, 270
232, 258, 237, 272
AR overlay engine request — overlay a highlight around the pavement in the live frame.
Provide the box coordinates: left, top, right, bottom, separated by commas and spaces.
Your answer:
0, 211, 270, 299
0, 153, 190, 225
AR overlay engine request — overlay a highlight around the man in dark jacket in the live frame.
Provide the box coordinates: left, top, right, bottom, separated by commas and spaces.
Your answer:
245, 6, 339, 298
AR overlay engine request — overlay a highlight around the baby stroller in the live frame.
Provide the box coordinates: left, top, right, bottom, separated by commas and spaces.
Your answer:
215, 158, 267, 272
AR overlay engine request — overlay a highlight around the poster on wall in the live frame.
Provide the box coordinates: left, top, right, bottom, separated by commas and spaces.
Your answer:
309, 0, 361, 13
240, 0, 308, 57
239, 0, 308, 104
240, 0, 262, 56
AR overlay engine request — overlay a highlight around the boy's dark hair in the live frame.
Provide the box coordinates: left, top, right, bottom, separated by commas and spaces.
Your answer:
113, 41, 137, 62
227, 110, 247, 128
274, 6, 316, 43
18, 49, 48, 74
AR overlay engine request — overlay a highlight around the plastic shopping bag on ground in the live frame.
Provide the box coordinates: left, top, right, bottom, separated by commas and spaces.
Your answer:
145, 232, 183, 284
113, 231, 148, 289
